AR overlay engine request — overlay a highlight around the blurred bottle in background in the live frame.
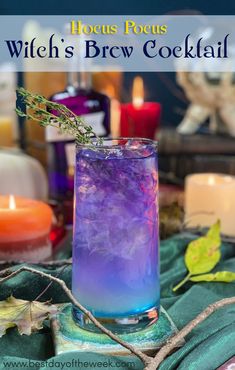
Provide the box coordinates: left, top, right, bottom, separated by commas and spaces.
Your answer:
0, 65, 18, 148
47, 71, 110, 224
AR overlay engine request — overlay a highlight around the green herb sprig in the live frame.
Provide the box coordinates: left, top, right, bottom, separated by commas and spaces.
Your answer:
16, 87, 102, 145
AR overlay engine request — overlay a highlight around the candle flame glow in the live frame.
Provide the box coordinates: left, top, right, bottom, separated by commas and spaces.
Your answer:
105, 84, 116, 99
9, 195, 16, 210
132, 76, 144, 108
208, 176, 215, 186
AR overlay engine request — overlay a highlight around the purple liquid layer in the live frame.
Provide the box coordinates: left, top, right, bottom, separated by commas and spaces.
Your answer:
72, 142, 159, 317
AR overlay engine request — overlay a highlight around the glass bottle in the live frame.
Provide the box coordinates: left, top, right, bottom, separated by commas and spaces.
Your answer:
47, 72, 110, 223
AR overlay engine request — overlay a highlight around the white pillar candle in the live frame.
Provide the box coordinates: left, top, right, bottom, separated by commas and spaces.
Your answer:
185, 173, 235, 236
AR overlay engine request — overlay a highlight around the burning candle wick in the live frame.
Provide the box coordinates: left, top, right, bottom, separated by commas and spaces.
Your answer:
9, 195, 16, 210
132, 76, 144, 108
208, 176, 215, 186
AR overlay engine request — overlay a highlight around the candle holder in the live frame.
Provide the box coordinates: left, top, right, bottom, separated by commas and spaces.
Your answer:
72, 138, 159, 334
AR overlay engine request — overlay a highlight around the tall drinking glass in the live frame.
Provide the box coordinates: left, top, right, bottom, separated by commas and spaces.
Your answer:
72, 138, 159, 333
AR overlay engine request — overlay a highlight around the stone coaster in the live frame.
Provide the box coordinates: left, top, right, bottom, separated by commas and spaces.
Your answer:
51, 304, 184, 356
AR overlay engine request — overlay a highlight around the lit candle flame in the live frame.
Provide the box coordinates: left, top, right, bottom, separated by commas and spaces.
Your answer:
208, 176, 215, 186
132, 76, 144, 108
9, 195, 16, 210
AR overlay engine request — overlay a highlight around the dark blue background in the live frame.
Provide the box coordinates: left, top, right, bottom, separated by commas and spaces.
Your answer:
1, 1, 235, 127
0, 0, 233, 15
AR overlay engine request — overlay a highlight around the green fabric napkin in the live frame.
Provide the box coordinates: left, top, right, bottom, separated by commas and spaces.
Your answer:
0, 233, 235, 370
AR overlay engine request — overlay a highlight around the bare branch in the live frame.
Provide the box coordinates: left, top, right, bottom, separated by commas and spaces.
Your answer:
0, 266, 151, 366
34, 265, 68, 301
0, 259, 72, 277
2, 266, 234, 370
144, 296, 235, 370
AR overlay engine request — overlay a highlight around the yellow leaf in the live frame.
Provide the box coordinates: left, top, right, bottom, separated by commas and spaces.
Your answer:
0, 296, 57, 337
185, 220, 221, 275
173, 221, 221, 292
190, 271, 235, 283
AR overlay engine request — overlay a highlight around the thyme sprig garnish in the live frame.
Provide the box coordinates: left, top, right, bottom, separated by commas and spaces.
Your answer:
16, 87, 102, 145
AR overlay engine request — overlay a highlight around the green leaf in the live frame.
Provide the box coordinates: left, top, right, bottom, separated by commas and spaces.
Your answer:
190, 271, 235, 283
185, 220, 221, 275
173, 220, 221, 292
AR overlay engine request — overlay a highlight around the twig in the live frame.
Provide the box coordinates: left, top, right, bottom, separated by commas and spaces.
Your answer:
34, 265, 68, 301
0, 259, 72, 267
144, 296, 235, 370
36, 259, 72, 266
0, 266, 150, 366
1, 266, 235, 369
0, 259, 72, 277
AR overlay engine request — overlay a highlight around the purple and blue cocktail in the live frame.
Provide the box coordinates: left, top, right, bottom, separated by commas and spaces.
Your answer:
72, 138, 159, 333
